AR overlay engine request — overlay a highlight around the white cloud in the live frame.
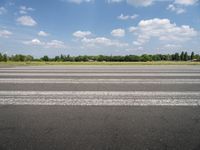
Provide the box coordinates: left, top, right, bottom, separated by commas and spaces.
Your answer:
117, 14, 138, 20
167, 4, 186, 14
167, 0, 198, 14
128, 26, 137, 32
19, 6, 34, 14
23, 38, 44, 46
46, 40, 66, 48
19, 10, 27, 15
108, 0, 154, 6
81, 37, 128, 48
20, 6, 34, 11
164, 44, 181, 48
126, 0, 154, 6
23, 39, 67, 49
73, 30, 128, 48
118, 14, 129, 20
129, 18, 197, 45
38, 31, 49, 37
174, 0, 198, 5
73, 30, 92, 38
111, 28, 125, 37
109, 0, 198, 7
0, 7, 7, 15
16, 16, 37, 26
128, 14, 138, 19
63, 0, 93, 4
107, 0, 123, 3
0, 30, 12, 38
157, 44, 182, 51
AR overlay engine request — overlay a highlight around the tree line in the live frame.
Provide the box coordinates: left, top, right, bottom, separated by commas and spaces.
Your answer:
0, 52, 199, 62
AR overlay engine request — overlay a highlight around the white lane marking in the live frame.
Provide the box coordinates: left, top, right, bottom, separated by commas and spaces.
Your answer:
0, 70, 200, 73
0, 79, 200, 84
1, 73, 200, 76
1, 91, 200, 95
1, 99, 200, 106
0, 91, 200, 106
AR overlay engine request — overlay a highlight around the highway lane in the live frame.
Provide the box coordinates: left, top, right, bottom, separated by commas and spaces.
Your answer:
0, 65, 200, 150
1, 106, 200, 150
1, 83, 200, 91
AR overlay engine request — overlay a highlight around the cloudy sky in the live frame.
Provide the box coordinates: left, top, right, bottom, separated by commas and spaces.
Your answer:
0, 0, 199, 57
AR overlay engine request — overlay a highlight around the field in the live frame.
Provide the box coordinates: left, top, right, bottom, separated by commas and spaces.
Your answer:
0, 61, 200, 66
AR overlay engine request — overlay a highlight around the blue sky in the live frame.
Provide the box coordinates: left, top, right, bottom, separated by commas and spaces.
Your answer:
0, 0, 200, 57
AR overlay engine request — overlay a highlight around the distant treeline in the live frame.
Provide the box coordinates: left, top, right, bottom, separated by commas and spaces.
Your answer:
0, 52, 200, 62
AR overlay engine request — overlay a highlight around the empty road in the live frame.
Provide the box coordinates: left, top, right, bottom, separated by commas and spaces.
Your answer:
0, 65, 200, 150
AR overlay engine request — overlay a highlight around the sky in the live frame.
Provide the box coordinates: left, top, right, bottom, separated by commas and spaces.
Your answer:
0, 0, 200, 57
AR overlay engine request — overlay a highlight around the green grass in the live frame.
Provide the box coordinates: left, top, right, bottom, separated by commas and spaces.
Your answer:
0, 61, 200, 66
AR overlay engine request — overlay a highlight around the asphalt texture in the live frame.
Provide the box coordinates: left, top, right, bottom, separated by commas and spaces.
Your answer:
0, 65, 200, 150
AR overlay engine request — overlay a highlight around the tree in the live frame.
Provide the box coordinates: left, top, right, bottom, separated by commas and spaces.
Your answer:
162, 54, 170, 61
97, 55, 105, 62
180, 51, 184, 61
0, 53, 2, 61
3, 54, 8, 62
111, 56, 125, 62
175, 53, 180, 61
60, 54, 65, 62
19, 55, 26, 61
152, 55, 161, 61
65, 54, 71, 61
25, 55, 34, 61
54, 56, 60, 61
124, 55, 140, 62
141, 54, 152, 62
0, 52, 199, 62
184, 52, 188, 61
41, 55, 49, 61
191, 52, 194, 60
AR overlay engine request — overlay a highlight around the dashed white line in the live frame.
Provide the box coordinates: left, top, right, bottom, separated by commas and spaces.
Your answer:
0, 91, 200, 106
1, 73, 200, 76
0, 78, 200, 84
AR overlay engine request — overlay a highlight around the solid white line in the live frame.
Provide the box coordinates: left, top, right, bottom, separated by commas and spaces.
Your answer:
0, 70, 200, 73
0, 78, 200, 84
0, 99, 199, 106
1, 73, 200, 76
1, 91, 200, 95
0, 91, 200, 106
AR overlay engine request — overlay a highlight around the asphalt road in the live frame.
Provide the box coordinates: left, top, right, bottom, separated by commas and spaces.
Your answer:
0, 65, 200, 150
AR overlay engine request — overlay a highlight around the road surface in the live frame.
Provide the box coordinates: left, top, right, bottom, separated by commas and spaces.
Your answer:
0, 65, 200, 150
